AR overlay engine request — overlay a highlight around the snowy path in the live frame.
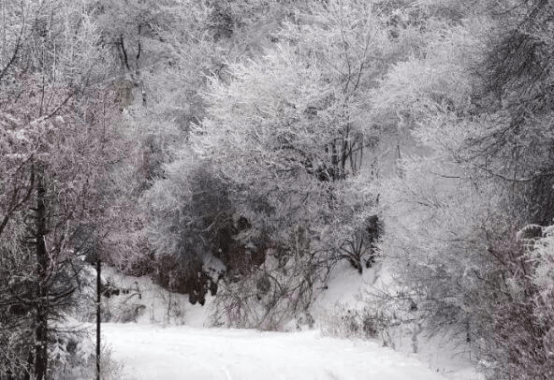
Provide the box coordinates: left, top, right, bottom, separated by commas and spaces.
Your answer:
102, 323, 449, 380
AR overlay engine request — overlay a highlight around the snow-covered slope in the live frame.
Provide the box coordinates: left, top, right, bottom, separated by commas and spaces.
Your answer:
102, 323, 450, 380
310, 262, 483, 380
98, 265, 214, 327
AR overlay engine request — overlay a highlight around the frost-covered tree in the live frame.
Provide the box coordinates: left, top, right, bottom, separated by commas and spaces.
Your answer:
460, 1, 554, 377
373, 1, 554, 378
182, 0, 390, 327
0, 1, 120, 378
371, 0, 509, 358
517, 225, 554, 380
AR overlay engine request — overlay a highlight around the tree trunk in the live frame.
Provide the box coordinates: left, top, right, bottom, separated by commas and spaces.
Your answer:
96, 257, 101, 380
34, 168, 49, 380
23, 350, 33, 380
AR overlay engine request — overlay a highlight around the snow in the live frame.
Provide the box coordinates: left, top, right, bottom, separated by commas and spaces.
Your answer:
102, 323, 450, 380
99, 266, 214, 327
98, 263, 482, 380
312, 261, 379, 312
310, 262, 483, 380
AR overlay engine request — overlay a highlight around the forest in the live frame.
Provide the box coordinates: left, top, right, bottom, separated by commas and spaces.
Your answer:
1, 0, 554, 379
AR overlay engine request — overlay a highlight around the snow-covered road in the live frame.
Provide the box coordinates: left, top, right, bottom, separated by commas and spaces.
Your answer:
102, 323, 449, 380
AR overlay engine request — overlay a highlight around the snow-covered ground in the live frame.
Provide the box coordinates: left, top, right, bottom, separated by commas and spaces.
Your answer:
98, 263, 482, 380
102, 323, 451, 380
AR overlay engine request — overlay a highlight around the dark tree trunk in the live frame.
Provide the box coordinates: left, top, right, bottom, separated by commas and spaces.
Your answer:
96, 258, 101, 380
34, 168, 48, 380
23, 350, 33, 380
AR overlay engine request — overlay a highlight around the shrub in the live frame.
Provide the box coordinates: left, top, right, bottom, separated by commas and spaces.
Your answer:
477, 226, 554, 380
211, 242, 333, 330
50, 340, 130, 380
321, 307, 390, 341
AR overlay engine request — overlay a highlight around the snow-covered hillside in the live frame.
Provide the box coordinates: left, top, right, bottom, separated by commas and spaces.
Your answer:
102, 323, 451, 380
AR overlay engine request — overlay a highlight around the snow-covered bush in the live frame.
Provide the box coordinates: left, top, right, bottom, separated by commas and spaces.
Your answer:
211, 243, 333, 330
321, 307, 389, 341
532, 276, 554, 379
476, 226, 554, 380
50, 336, 127, 380
143, 159, 269, 304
